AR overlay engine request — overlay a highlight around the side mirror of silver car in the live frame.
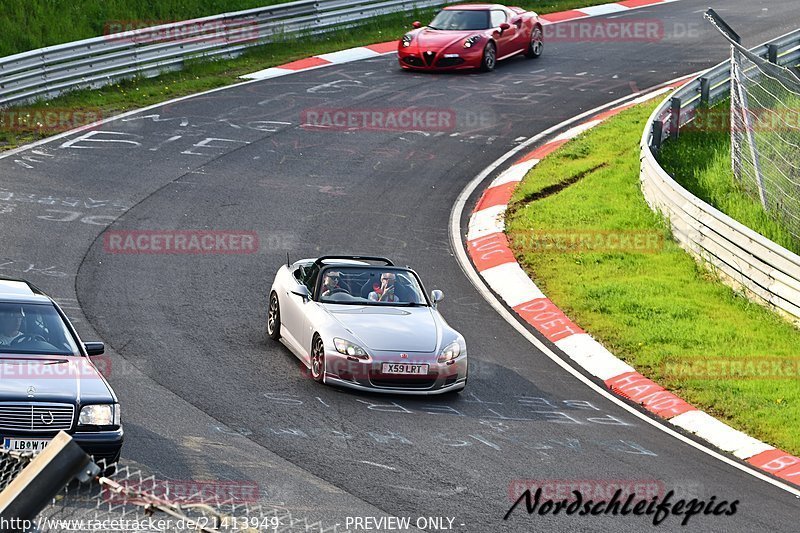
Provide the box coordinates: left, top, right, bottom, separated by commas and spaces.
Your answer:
431, 289, 444, 307
291, 285, 310, 302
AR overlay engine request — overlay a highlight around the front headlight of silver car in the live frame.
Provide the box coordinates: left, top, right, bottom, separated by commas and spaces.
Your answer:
402, 34, 413, 47
438, 340, 462, 362
334, 338, 369, 360
78, 404, 120, 426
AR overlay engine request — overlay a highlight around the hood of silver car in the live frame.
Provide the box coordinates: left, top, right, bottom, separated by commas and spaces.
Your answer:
325, 306, 438, 352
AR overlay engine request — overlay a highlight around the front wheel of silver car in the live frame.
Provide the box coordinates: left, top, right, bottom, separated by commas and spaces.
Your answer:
267, 291, 281, 341
310, 334, 325, 383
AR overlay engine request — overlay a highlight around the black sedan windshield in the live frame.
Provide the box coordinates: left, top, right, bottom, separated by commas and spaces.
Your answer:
0, 302, 80, 356
428, 10, 490, 31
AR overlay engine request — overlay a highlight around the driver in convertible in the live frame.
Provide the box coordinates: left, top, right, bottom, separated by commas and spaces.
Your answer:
0, 306, 24, 346
369, 272, 401, 303
321, 271, 346, 297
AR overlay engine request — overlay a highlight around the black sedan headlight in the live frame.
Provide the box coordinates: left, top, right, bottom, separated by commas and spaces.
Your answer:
464, 35, 482, 48
402, 34, 413, 47
78, 404, 120, 426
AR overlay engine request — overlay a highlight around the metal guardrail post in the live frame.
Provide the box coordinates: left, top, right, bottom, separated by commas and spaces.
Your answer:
0, 432, 99, 532
767, 44, 779, 63
669, 97, 682, 140
699, 77, 710, 105
651, 120, 663, 152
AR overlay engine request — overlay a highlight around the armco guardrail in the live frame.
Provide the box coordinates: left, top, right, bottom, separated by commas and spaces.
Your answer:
0, 0, 451, 108
640, 27, 800, 324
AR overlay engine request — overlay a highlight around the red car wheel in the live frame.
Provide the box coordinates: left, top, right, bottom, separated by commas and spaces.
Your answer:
526, 26, 543, 58
480, 42, 496, 72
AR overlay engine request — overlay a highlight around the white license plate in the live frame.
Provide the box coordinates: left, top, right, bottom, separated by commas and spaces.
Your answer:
3, 438, 51, 452
381, 363, 429, 375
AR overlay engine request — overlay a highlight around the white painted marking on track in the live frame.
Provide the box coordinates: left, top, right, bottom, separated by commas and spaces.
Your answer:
466, 205, 506, 241
579, 4, 630, 16
481, 263, 545, 307
317, 48, 381, 63
359, 461, 397, 471
239, 67, 294, 80
670, 411, 775, 460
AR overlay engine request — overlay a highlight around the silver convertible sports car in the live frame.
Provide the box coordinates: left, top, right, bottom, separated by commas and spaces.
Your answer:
267, 256, 467, 394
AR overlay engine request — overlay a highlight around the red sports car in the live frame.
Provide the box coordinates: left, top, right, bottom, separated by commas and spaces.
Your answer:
398, 4, 543, 72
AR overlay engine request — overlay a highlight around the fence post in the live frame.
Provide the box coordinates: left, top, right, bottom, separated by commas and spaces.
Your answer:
731, 47, 768, 210
767, 44, 779, 64
651, 120, 663, 153
700, 77, 710, 105
0, 432, 99, 532
670, 97, 682, 140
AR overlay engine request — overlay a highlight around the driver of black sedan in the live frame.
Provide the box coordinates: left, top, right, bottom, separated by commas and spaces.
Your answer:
0, 305, 24, 346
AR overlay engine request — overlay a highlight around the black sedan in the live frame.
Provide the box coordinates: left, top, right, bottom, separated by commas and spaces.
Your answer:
0, 276, 122, 464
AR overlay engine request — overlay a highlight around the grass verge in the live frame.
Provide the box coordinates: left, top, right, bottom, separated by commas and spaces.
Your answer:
0, 0, 613, 151
506, 101, 800, 455
658, 100, 800, 255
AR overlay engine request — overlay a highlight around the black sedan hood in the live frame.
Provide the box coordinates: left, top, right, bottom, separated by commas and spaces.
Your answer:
0, 356, 114, 404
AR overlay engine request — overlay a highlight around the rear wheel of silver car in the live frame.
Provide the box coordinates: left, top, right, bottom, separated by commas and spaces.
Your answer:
267, 292, 281, 341
480, 42, 496, 71
310, 334, 325, 383
526, 26, 543, 58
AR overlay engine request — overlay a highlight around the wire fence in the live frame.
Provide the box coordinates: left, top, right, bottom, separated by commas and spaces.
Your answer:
0, 450, 345, 533
0, 449, 34, 493
640, 18, 800, 324
33, 462, 347, 533
729, 26, 800, 240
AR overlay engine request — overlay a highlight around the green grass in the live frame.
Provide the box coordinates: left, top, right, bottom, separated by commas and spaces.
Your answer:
0, 0, 297, 58
506, 101, 800, 455
0, 0, 613, 150
659, 100, 800, 255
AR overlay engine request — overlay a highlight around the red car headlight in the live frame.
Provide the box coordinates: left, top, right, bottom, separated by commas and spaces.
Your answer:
464, 35, 482, 48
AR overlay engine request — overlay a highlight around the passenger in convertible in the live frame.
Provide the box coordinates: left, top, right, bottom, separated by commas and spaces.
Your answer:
369, 272, 400, 303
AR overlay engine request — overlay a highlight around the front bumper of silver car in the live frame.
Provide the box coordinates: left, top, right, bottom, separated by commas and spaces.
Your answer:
323, 348, 468, 395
